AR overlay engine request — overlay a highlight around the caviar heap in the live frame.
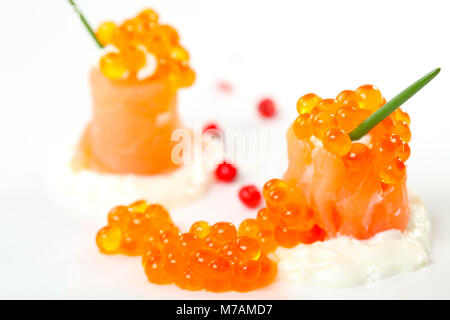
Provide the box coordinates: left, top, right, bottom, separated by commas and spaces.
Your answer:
96, 200, 277, 292
96, 9, 195, 87
285, 85, 411, 239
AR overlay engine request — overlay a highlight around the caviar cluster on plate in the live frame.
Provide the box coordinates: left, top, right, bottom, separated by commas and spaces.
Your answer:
293, 85, 411, 185
96, 8, 195, 87
96, 200, 278, 292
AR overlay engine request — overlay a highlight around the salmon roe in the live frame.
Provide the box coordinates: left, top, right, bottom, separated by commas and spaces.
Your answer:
96, 189, 325, 292
355, 84, 383, 110
290, 85, 411, 185
293, 113, 313, 140
322, 128, 352, 156
296, 93, 321, 114
97, 9, 195, 87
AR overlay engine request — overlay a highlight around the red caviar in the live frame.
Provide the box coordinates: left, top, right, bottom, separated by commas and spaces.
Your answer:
215, 161, 237, 182
96, 193, 324, 291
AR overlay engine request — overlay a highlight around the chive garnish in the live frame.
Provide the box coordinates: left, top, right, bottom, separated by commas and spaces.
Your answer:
67, 0, 104, 48
349, 67, 441, 141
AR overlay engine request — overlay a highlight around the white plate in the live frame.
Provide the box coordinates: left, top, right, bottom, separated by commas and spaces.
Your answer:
1, 0, 450, 299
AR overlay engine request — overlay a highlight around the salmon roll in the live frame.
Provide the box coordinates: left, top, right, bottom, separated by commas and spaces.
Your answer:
280, 86, 410, 240
271, 86, 430, 287
73, 9, 195, 175
75, 68, 182, 175
64, 9, 219, 213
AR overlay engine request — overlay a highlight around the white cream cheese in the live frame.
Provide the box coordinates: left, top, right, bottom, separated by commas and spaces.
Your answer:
274, 192, 430, 287
46, 138, 223, 219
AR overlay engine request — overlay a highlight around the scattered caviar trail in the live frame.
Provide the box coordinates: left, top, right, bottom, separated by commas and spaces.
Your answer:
96, 194, 324, 291
96, 8, 195, 86
96, 200, 286, 292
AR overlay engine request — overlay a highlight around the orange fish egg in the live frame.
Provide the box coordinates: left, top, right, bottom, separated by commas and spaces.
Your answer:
107, 205, 131, 230
178, 233, 203, 254
293, 113, 313, 140
122, 46, 147, 72
164, 250, 188, 279
343, 142, 371, 172
262, 179, 290, 205
121, 231, 145, 256
370, 117, 395, 140
355, 84, 383, 111
176, 267, 203, 291
397, 140, 411, 162
322, 128, 352, 156
189, 221, 210, 239
316, 99, 339, 114
191, 250, 215, 274
138, 8, 159, 24
256, 230, 278, 254
158, 228, 180, 250
145, 204, 171, 230
238, 219, 260, 238
234, 236, 261, 260
274, 226, 301, 248
127, 212, 151, 235
393, 121, 411, 142
336, 90, 359, 108
256, 208, 276, 231
99, 52, 127, 80
96, 21, 117, 46
394, 108, 411, 125
145, 253, 171, 285
373, 135, 398, 167
96, 226, 122, 254
336, 106, 361, 133
257, 256, 277, 288
296, 93, 321, 114
171, 63, 196, 88
311, 111, 338, 139
379, 158, 406, 184
142, 247, 162, 267
170, 46, 189, 62
204, 255, 232, 292
232, 259, 261, 292
129, 200, 148, 212
157, 24, 180, 45
209, 222, 237, 244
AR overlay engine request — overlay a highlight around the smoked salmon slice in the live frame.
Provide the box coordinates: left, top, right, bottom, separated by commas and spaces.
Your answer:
73, 68, 183, 175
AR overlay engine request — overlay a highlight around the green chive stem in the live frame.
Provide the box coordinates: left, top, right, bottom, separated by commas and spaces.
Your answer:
349, 67, 441, 141
67, 0, 103, 48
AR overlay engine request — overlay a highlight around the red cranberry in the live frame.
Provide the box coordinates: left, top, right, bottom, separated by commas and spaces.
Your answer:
202, 122, 222, 136
215, 161, 237, 182
258, 98, 277, 118
238, 185, 262, 208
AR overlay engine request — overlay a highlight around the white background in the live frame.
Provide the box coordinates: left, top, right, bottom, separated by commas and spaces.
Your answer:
0, 0, 449, 299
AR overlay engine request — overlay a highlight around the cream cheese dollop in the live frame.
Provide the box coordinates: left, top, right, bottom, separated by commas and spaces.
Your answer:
274, 192, 430, 287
